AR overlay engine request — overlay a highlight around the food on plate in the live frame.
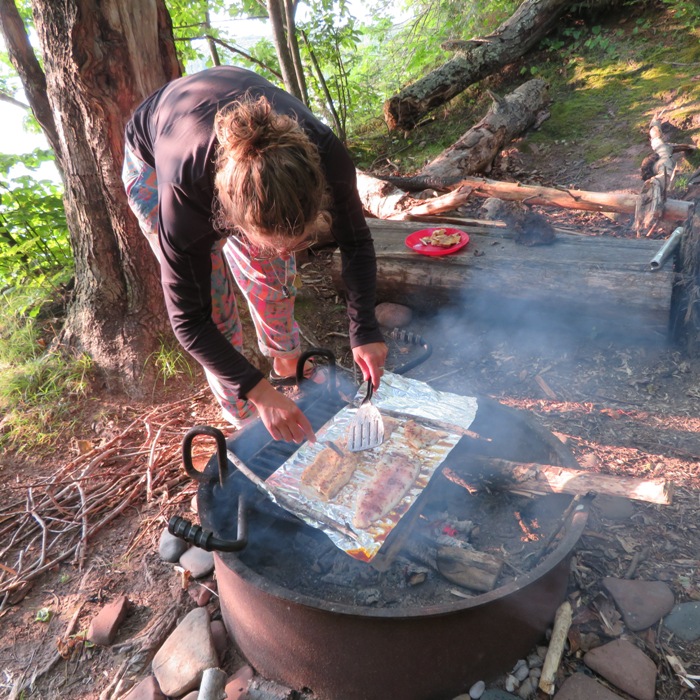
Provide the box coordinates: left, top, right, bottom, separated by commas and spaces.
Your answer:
301, 446, 361, 501
352, 451, 421, 530
403, 419, 448, 450
419, 228, 462, 248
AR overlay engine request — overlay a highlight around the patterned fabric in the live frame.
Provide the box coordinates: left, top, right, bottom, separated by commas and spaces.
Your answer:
122, 143, 299, 424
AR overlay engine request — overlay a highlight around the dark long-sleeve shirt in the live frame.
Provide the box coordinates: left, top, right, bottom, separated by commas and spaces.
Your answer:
125, 66, 382, 399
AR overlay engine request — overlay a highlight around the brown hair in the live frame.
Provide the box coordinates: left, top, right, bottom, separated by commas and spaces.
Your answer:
213, 95, 331, 244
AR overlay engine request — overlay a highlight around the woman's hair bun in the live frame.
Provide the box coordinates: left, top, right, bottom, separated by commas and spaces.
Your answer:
215, 94, 292, 161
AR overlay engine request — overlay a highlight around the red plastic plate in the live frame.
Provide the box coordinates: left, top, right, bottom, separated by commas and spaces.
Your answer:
405, 228, 470, 257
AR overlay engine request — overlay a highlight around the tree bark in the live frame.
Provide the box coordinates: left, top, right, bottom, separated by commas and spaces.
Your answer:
267, 0, 302, 101
383, 0, 574, 131
416, 79, 550, 180
29, 0, 181, 396
0, 0, 63, 170
356, 172, 693, 224
332, 219, 676, 339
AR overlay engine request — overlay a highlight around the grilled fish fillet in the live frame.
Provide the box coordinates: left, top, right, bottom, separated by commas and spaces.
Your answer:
403, 419, 447, 450
301, 447, 360, 501
352, 451, 421, 530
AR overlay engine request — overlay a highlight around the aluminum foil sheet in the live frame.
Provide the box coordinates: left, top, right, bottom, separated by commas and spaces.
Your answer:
265, 372, 478, 561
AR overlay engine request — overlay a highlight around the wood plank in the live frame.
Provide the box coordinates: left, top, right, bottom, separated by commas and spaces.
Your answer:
331, 219, 675, 338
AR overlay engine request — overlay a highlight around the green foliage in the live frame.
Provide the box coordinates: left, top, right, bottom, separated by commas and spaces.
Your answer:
0, 289, 93, 454
0, 150, 72, 298
660, 0, 700, 29
147, 338, 196, 387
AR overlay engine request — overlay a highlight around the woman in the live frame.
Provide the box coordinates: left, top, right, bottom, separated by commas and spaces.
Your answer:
123, 66, 387, 443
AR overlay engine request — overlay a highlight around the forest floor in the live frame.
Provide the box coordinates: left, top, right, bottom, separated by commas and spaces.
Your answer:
1, 7, 700, 700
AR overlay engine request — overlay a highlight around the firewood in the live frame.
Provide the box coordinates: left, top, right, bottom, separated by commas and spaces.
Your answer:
436, 546, 504, 592
539, 600, 573, 695
458, 456, 673, 505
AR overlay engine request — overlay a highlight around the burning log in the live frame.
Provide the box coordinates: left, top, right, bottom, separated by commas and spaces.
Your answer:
436, 546, 504, 592
451, 456, 673, 505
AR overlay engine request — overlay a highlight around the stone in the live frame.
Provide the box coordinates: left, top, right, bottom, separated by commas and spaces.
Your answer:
584, 639, 656, 700
517, 677, 535, 699
211, 619, 229, 662
481, 691, 519, 700
602, 577, 675, 631
159, 527, 188, 562
121, 676, 166, 700
225, 664, 254, 700
553, 672, 624, 699
469, 680, 485, 698
189, 579, 216, 606
87, 594, 130, 646
593, 495, 635, 520
375, 302, 412, 328
664, 601, 700, 641
152, 608, 217, 697
180, 546, 215, 579
181, 693, 199, 700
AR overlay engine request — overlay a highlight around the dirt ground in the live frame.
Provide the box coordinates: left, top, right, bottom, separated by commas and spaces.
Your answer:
1, 114, 699, 699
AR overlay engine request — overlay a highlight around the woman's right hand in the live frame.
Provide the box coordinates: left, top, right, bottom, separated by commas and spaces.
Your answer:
246, 378, 316, 444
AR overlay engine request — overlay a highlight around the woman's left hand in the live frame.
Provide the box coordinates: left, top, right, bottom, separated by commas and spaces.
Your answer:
352, 341, 388, 389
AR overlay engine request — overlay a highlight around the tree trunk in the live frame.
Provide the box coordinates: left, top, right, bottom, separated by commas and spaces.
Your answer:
267, 0, 302, 101
29, 0, 181, 396
356, 172, 693, 224
0, 0, 63, 171
383, 0, 574, 131
284, 0, 308, 106
331, 219, 676, 339
416, 79, 550, 180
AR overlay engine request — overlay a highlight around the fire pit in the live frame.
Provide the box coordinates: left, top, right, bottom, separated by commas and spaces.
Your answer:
172, 350, 588, 700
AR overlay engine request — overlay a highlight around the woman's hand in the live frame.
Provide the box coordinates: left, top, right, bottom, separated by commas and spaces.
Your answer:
352, 341, 389, 389
246, 378, 316, 443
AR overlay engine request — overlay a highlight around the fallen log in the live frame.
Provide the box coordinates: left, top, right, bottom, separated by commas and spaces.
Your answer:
333, 218, 676, 338
355, 172, 694, 223
383, 0, 573, 131
451, 455, 674, 505
415, 78, 550, 181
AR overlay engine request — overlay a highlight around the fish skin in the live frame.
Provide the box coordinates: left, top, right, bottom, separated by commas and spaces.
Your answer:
353, 451, 421, 529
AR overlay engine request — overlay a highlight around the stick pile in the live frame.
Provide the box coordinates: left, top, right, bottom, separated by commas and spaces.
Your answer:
0, 389, 212, 610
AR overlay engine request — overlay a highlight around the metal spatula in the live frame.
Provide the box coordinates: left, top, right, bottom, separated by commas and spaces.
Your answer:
346, 379, 385, 452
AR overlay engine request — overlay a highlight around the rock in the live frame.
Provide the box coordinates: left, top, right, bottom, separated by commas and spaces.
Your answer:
121, 675, 166, 700
593, 495, 635, 520
602, 577, 675, 631
189, 579, 216, 606
159, 527, 188, 562
181, 693, 199, 700
180, 546, 215, 579
211, 619, 229, 661
663, 601, 700, 641
469, 680, 485, 698
517, 677, 535, 699
225, 664, 254, 700
482, 690, 519, 700
553, 672, 624, 699
504, 674, 518, 692
584, 639, 656, 700
152, 608, 217, 697
87, 594, 130, 646
512, 659, 529, 682
375, 302, 412, 328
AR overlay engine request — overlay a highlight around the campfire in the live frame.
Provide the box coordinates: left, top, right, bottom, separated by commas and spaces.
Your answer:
170, 352, 602, 700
